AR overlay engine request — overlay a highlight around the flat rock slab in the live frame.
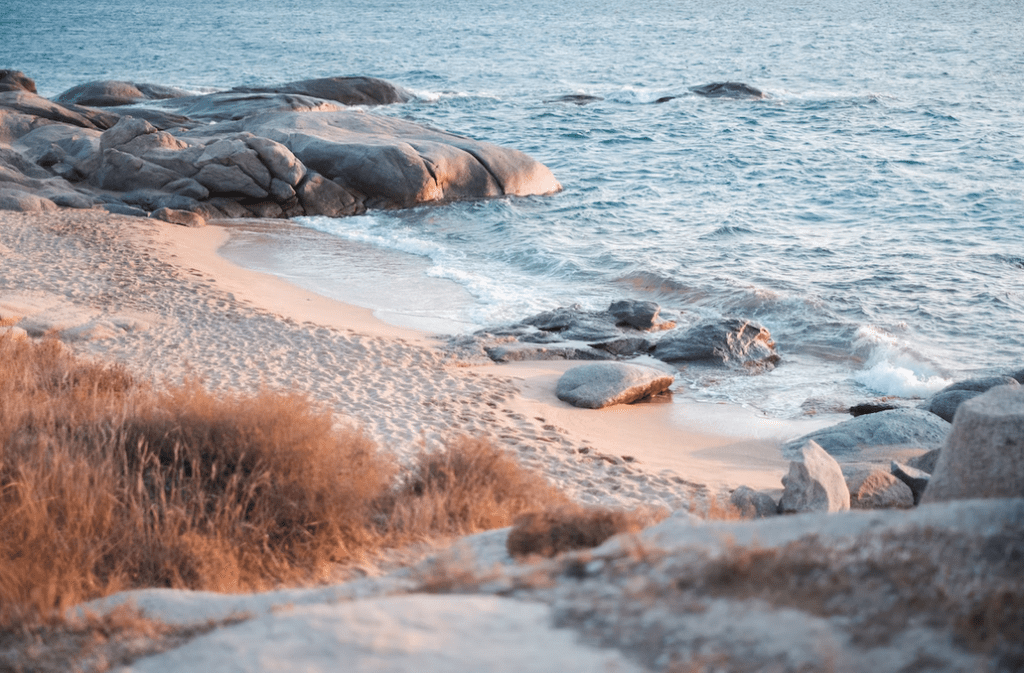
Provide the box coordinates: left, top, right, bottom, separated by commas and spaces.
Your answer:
556, 362, 674, 409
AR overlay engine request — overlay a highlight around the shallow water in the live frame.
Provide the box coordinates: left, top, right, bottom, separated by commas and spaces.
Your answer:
4, 0, 1023, 416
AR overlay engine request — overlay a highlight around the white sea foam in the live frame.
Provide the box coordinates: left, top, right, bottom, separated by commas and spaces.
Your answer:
851, 326, 952, 397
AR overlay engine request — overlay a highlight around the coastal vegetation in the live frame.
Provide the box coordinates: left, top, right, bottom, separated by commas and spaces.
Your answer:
0, 335, 639, 630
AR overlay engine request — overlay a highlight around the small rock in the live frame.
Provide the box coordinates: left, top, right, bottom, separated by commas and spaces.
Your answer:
849, 402, 899, 417
690, 82, 766, 99
847, 470, 914, 510
906, 448, 940, 474
891, 461, 930, 505
922, 385, 1024, 502
151, 207, 205, 227
779, 440, 850, 514
608, 299, 669, 331
729, 486, 779, 518
555, 362, 674, 409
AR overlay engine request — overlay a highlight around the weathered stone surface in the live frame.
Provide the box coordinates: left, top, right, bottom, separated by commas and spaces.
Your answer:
485, 343, 609, 363
591, 336, 652, 357
690, 82, 766, 99
195, 162, 268, 198
102, 203, 148, 217
555, 362, 674, 409
891, 461, 930, 505
232, 76, 412, 106
906, 448, 940, 474
729, 486, 779, 518
653, 318, 778, 369
0, 90, 118, 130
846, 469, 913, 510
0, 72, 562, 219
0, 70, 36, 94
937, 376, 1018, 394
55, 80, 190, 107
176, 92, 343, 122
781, 409, 950, 458
245, 136, 306, 186
608, 299, 673, 331
151, 207, 205, 227
779, 441, 850, 514
923, 389, 982, 423
0, 187, 58, 212
92, 149, 180, 192
922, 385, 1024, 503
296, 172, 362, 217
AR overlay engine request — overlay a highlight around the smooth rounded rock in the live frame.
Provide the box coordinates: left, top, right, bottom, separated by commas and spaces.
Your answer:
781, 408, 950, 458
555, 362, 674, 409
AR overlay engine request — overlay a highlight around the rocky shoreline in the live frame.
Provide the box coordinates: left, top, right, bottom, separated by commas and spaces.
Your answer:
0, 70, 561, 223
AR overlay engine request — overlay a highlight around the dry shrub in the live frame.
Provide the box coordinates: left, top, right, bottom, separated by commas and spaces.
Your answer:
506, 506, 663, 558
384, 435, 573, 540
1, 336, 397, 625
0, 336, 585, 630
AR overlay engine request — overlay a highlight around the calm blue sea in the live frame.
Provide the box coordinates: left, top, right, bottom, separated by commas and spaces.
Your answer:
4, 0, 1023, 416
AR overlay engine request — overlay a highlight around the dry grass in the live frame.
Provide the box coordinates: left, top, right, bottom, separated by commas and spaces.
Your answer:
0, 336, 575, 637
506, 505, 664, 558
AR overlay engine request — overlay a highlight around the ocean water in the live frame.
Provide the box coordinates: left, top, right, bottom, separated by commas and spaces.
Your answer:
4, 0, 1023, 416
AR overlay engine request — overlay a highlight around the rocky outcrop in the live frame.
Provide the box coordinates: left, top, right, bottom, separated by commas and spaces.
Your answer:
555, 363, 674, 409
778, 440, 850, 513
781, 408, 950, 458
922, 385, 1024, 502
0, 72, 562, 219
653, 318, 778, 370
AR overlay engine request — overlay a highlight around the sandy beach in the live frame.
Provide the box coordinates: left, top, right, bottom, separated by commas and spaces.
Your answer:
0, 210, 840, 511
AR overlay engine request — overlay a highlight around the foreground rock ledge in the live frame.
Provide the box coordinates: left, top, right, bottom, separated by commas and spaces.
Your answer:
0, 71, 562, 221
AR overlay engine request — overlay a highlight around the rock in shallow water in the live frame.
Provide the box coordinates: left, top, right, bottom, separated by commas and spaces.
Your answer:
653, 318, 778, 370
555, 362, 674, 409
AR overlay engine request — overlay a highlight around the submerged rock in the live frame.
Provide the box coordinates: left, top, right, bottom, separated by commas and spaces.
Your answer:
690, 82, 766, 99
555, 362, 674, 409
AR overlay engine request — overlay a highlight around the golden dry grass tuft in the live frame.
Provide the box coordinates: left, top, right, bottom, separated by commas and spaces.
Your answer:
0, 336, 576, 635
506, 505, 665, 559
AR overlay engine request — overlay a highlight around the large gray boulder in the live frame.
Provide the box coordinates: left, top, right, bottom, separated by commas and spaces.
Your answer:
555, 362, 674, 409
779, 440, 850, 513
922, 385, 1024, 502
781, 408, 950, 458
653, 318, 778, 369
